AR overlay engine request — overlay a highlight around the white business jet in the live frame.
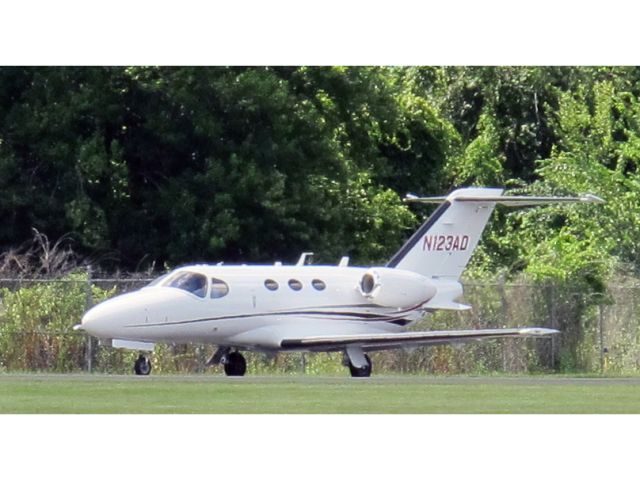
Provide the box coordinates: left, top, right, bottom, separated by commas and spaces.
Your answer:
76, 187, 603, 377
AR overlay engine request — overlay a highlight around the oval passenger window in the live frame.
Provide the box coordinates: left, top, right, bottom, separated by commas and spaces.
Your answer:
210, 278, 229, 299
264, 279, 279, 291
311, 279, 326, 291
288, 279, 302, 291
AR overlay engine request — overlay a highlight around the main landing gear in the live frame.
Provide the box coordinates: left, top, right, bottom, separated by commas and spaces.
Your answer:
207, 346, 247, 376
134, 354, 152, 375
223, 351, 247, 376
348, 354, 372, 377
345, 346, 372, 378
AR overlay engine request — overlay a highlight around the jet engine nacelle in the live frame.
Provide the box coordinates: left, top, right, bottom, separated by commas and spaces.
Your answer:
357, 268, 437, 308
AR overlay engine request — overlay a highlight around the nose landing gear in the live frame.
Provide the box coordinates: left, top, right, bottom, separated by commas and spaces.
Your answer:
134, 354, 152, 375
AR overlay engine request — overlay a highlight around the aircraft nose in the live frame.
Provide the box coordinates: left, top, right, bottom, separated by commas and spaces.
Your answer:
79, 289, 175, 338
81, 302, 109, 336
81, 304, 99, 326
80, 293, 137, 337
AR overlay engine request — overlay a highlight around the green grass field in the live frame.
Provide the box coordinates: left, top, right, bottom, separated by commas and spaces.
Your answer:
1, 374, 639, 413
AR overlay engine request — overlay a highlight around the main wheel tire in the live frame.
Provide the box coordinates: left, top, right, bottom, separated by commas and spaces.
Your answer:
224, 351, 247, 376
349, 354, 372, 378
134, 355, 152, 375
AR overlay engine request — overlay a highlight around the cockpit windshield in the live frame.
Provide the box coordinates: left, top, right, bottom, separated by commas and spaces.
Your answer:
164, 271, 208, 298
147, 273, 170, 287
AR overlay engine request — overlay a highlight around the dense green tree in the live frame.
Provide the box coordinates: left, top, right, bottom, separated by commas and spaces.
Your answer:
463, 74, 640, 287
4, 65, 640, 285
520, 80, 640, 282
0, 67, 459, 269
7, 66, 640, 375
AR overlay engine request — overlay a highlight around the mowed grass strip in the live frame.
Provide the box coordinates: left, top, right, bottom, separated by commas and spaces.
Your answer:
1, 374, 639, 413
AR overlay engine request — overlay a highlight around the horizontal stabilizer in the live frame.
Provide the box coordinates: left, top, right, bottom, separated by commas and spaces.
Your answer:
405, 192, 604, 206
281, 327, 558, 351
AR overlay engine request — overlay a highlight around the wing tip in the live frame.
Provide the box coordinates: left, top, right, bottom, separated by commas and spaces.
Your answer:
518, 327, 560, 336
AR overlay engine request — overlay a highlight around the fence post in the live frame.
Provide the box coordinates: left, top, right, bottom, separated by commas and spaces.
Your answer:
549, 284, 556, 370
85, 265, 93, 374
196, 345, 206, 373
599, 303, 604, 374
498, 276, 509, 372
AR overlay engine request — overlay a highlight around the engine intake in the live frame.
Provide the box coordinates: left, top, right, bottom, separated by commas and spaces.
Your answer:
360, 271, 378, 296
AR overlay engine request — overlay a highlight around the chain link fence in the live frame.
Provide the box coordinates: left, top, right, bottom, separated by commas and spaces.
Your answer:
1, 272, 639, 375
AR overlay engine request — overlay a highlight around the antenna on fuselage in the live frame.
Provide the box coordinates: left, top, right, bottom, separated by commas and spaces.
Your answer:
296, 252, 314, 266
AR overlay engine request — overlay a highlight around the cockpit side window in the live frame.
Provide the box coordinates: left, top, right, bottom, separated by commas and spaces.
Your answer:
166, 272, 208, 298
210, 278, 229, 299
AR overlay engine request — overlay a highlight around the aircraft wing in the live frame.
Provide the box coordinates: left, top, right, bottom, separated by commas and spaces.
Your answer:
280, 327, 558, 352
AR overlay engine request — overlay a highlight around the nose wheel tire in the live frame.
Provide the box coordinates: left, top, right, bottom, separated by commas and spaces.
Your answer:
349, 354, 372, 377
134, 355, 152, 375
223, 351, 247, 376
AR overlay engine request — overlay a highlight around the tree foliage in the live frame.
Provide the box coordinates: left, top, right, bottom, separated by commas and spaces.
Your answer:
6, 67, 640, 375
3, 66, 640, 290
0, 67, 459, 268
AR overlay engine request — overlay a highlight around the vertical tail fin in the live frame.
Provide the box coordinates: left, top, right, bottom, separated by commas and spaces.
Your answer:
387, 188, 502, 279
387, 187, 604, 280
